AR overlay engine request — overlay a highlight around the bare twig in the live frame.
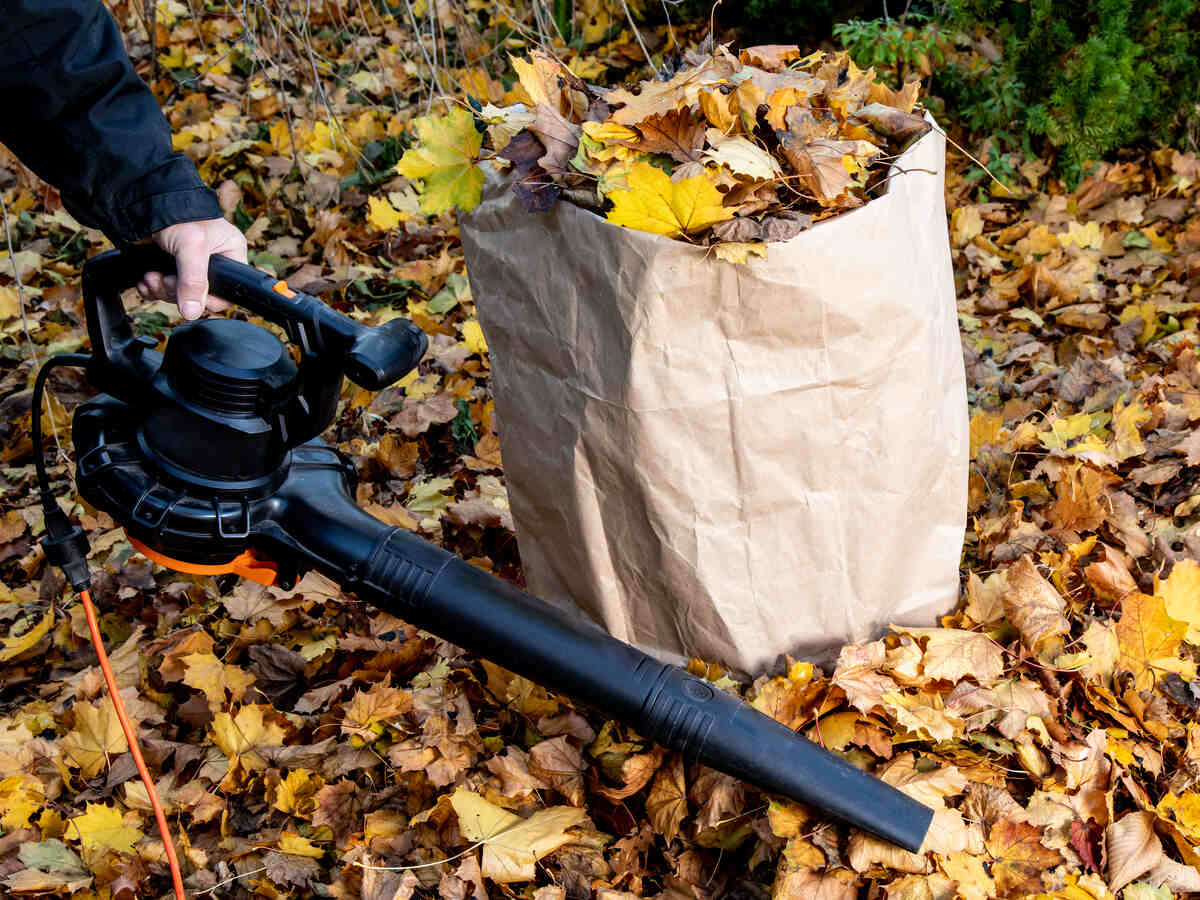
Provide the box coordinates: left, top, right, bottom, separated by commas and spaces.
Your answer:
196, 865, 269, 894
1, 187, 67, 465
621, 0, 660, 78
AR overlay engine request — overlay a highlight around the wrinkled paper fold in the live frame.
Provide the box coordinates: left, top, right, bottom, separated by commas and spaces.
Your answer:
461, 118, 968, 675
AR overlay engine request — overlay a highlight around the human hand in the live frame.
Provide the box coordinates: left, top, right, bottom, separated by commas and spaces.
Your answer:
140, 218, 249, 320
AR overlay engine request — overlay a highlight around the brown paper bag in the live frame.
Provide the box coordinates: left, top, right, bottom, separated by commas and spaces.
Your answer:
460, 120, 968, 675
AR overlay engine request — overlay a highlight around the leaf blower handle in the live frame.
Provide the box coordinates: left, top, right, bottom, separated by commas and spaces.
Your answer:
82, 245, 427, 393
265, 460, 935, 853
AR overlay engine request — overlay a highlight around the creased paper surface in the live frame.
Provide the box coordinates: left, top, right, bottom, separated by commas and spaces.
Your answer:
461, 119, 968, 675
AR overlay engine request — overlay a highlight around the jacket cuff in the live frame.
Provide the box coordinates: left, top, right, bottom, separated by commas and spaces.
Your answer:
64, 155, 224, 245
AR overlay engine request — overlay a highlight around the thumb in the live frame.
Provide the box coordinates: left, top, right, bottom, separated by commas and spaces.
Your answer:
174, 238, 210, 320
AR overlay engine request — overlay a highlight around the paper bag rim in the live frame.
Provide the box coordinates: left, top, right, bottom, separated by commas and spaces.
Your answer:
477, 115, 939, 254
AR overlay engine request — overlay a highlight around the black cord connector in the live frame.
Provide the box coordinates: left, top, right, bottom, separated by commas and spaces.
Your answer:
42, 503, 91, 593
32, 353, 94, 593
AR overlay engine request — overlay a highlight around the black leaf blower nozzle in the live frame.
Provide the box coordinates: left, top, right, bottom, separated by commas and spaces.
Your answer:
68, 246, 933, 852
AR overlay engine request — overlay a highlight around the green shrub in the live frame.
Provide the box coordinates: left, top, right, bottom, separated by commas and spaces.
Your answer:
665, 0, 1198, 179
835, 0, 1200, 181
946, 0, 1198, 178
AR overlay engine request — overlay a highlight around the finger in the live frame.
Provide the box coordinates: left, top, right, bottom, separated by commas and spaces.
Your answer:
143, 271, 168, 303
213, 223, 249, 264
173, 238, 209, 320
136, 280, 150, 300
216, 242, 249, 265
208, 297, 232, 313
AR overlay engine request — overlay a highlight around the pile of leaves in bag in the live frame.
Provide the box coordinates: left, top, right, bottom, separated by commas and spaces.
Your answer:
398, 45, 933, 261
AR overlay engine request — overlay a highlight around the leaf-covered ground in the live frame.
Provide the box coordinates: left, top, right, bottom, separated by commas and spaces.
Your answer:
0, 3, 1199, 899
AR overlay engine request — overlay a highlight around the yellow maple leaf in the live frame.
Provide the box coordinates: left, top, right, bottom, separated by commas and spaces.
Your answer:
1158, 791, 1200, 842
0, 285, 20, 319
268, 120, 292, 155
1110, 396, 1151, 461
180, 652, 256, 707
210, 705, 287, 772
969, 410, 1003, 459
461, 319, 488, 355
1115, 592, 1187, 690
395, 107, 484, 215
1060, 220, 1102, 249
940, 852, 995, 900
277, 831, 325, 858
950, 206, 984, 247
566, 54, 607, 82
305, 120, 336, 154
579, 121, 638, 164
62, 699, 129, 779
0, 775, 44, 829
158, 45, 188, 69
366, 195, 405, 232
449, 788, 587, 883
1040, 411, 1108, 451
272, 769, 325, 819
205, 41, 233, 77
1119, 301, 1158, 344
341, 682, 412, 740
0, 608, 54, 662
606, 161, 734, 237
1157, 559, 1200, 644
1028, 873, 1114, 900
405, 477, 456, 522
66, 803, 142, 857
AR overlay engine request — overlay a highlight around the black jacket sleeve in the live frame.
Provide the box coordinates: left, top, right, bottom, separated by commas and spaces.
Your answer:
0, 0, 222, 244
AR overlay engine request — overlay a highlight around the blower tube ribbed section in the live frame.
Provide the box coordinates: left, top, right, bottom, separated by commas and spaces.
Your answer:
272, 478, 934, 852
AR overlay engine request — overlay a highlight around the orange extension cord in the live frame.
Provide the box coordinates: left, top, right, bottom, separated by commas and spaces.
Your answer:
78, 589, 186, 900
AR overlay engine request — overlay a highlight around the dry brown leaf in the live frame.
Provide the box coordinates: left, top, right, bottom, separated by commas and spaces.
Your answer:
938, 851, 995, 900
621, 109, 706, 163
772, 866, 858, 900
603, 60, 727, 125
881, 873, 957, 900
855, 103, 930, 150
1084, 543, 1139, 601
778, 137, 876, 207
690, 766, 744, 831
832, 641, 899, 714
645, 753, 687, 843
1115, 591, 1187, 690
739, 45, 801, 71
985, 819, 1062, 896
892, 626, 1005, 685
847, 831, 931, 874
486, 747, 548, 798
877, 753, 968, 809
1107, 811, 1163, 892
340, 681, 412, 741
179, 652, 256, 708
529, 736, 585, 806
1002, 556, 1070, 656
593, 746, 664, 801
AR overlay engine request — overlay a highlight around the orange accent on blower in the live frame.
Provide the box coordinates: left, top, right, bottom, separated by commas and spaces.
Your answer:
273, 279, 297, 298
128, 535, 279, 586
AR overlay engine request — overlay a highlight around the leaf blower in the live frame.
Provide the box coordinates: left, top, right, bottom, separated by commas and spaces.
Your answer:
35, 245, 933, 858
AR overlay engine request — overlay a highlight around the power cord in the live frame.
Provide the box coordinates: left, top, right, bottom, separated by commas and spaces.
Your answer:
33, 354, 187, 900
